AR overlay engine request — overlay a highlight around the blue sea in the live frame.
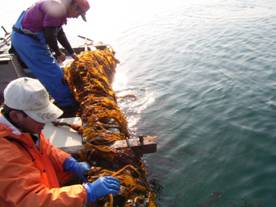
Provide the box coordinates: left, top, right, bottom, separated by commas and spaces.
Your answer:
2, 0, 276, 206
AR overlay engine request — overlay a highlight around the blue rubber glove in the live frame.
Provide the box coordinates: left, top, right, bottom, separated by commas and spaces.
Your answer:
83, 176, 120, 203
63, 157, 90, 182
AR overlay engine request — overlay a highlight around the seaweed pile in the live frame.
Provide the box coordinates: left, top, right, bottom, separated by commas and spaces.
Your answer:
63, 47, 157, 207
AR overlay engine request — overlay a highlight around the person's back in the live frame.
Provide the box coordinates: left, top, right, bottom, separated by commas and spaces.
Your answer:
22, 0, 67, 33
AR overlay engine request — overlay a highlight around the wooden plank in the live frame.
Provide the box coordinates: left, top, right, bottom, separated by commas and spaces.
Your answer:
43, 117, 83, 151
111, 136, 157, 154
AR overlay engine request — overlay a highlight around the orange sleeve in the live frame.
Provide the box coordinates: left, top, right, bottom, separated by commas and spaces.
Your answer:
0, 139, 87, 207
41, 134, 73, 184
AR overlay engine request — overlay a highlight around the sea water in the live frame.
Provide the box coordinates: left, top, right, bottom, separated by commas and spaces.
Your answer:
105, 1, 276, 206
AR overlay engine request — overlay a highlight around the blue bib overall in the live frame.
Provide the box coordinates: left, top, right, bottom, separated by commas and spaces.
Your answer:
11, 12, 76, 107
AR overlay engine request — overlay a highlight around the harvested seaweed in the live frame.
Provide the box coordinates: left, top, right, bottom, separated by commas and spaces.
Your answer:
64, 47, 157, 207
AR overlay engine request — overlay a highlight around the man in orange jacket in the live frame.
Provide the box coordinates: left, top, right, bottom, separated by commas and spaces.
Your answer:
0, 77, 120, 206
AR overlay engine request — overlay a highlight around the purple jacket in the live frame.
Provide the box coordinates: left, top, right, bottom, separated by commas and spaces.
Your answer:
22, 0, 68, 33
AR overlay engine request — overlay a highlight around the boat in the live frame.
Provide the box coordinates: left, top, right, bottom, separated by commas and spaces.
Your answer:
0, 26, 158, 206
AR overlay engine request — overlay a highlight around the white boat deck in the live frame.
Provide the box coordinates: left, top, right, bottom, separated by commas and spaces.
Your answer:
43, 117, 83, 153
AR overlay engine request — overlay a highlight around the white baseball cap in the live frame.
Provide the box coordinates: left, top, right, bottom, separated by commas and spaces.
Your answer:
4, 77, 63, 123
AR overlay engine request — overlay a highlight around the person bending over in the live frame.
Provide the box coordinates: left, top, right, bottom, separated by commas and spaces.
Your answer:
11, 0, 90, 110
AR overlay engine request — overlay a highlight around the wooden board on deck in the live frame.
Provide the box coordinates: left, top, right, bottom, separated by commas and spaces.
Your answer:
43, 117, 83, 154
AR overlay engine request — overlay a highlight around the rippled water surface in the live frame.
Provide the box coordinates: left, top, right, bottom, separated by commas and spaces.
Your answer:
3, 0, 276, 206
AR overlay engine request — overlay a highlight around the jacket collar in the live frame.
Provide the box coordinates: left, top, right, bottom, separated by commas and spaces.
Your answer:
0, 114, 21, 135
0, 114, 36, 147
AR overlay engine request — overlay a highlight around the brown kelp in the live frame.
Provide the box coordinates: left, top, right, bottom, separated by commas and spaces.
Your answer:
63, 46, 157, 207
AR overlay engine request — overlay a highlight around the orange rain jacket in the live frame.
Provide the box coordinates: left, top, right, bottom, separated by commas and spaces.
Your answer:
0, 118, 87, 207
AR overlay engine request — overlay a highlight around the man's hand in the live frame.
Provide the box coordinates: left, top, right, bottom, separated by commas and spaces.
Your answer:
83, 176, 120, 203
63, 157, 90, 182
71, 53, 79, 61
56, 52, 66, 63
